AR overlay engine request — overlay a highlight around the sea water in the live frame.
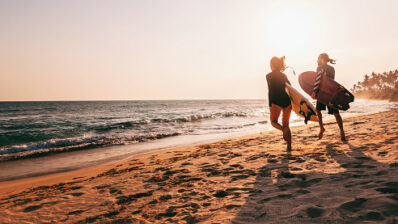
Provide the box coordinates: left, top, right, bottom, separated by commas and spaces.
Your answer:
0, 99, 396, 181
0, 99, 395, 161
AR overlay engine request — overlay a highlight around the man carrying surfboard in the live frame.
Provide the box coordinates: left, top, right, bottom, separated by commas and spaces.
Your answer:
311, 53, 347, 141
266, 56, 292, 151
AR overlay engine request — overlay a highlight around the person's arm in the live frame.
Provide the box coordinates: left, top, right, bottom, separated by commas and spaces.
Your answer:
312, 68, 324, 99
284, 73, 291, 85
266, 74, 272, 96
266, 74, 276, 105
331, 67, 335, 80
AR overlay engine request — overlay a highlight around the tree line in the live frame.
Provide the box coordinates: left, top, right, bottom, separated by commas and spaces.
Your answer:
351, 69, 398, 101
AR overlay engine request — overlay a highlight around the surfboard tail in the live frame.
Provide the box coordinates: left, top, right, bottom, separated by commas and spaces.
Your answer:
330, 88, 355, 111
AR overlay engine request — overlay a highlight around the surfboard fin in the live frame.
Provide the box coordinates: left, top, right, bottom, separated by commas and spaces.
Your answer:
299, 100, 315, 124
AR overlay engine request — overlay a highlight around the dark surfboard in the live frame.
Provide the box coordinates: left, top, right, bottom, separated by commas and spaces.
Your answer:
299, 71, 354, 110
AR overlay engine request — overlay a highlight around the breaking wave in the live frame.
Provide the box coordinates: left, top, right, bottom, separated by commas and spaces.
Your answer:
0, 132, 180, 161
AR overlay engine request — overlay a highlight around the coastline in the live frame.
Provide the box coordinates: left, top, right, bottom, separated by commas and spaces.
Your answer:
1, 100, 394, 183
0, 109, 397, 223
0, 109, 393, 189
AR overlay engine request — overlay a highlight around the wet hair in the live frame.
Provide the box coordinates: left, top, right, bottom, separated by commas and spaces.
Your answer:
319, 53, 336, 64
270, 56, 286, 72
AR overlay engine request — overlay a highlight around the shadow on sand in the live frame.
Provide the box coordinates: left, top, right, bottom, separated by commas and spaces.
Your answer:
232, 141, 398, 224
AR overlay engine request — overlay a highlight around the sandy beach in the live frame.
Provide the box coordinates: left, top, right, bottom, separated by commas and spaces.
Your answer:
0, 109, 397, 223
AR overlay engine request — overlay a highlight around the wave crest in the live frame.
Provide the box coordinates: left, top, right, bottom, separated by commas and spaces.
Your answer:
0, 132, 180, 161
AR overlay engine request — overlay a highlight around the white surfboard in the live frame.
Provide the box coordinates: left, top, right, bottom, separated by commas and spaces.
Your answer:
285, 83, 318, 124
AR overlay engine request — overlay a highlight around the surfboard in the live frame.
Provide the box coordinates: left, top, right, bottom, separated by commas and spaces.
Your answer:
285, 83, 318, 124
299, 71, 354, 110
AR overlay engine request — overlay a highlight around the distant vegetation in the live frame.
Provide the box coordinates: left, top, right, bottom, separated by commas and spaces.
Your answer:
351, 69, 398, 101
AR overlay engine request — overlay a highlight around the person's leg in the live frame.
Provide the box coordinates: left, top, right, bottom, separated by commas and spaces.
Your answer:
316, 102, 326, 139
334, 112, 346, 141
270, 104, 283, 131
282, 105, 292, 151
317, 110, 325, 139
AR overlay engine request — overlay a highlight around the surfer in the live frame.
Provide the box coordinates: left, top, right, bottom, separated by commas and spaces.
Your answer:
311, 53, 347, 141
266, 56, 292, 151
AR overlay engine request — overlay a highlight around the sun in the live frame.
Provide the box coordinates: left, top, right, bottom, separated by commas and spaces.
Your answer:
264, 2, 319, 58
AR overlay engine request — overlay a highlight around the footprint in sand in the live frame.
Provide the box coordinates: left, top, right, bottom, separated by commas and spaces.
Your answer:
230, 174, 250, 181
159, 195, 172, 201
277, 194, 292, 199
132, 209, 141, 214
296, 189, 310, 194
339, 198, 367, 212
148, 199, 158, 204
267, 158, 278, 163
23, 205, 42, 212
225, 204, 241, 210
306, 207, 324, 218
68, 210, 85, 215
103, 210, 120, 218
109, 188, 123, 195
378, 151, 388, 156
390, 163, 398, 168
202, 202, 211, 207
230, 164, 244, 169
375, 182, 398, 194
358, 211, 385, 221
66, 192, 84, 197
279, 171, 296, 178
116, 191, 154, 205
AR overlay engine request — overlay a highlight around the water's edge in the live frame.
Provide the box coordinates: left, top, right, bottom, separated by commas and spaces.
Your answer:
0, 110, 391, 183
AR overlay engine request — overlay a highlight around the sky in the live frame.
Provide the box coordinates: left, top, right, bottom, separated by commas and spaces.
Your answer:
0, 0, 397, 101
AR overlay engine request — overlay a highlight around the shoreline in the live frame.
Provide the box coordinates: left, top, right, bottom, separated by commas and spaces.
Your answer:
0, 99, 394, 182
0, 109, 383, 184
0, 110, 393, 189
0, 109, 397, 223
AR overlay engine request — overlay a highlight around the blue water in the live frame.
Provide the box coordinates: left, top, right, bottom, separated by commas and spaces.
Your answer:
0, 99, 396, 161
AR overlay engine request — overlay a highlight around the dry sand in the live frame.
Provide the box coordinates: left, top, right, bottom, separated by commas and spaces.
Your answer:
0, 110, 397, 223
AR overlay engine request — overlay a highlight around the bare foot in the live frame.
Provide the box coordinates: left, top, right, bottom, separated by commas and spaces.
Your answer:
341, 133, 347, 142
287, 144, 292, 152
318, 128, 325, 140
283, 127, 292, 151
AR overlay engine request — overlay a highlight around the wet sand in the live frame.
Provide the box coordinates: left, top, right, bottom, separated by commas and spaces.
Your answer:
0, 110, 397, 223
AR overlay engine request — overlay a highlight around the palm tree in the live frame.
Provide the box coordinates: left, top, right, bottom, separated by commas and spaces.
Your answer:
351, 84, 357, 93
387, 71, 395, 86
363, 74, 370, 91
355, 69, 398, 101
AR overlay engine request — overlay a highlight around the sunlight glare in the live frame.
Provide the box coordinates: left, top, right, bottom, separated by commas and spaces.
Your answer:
265, 2, 318, 58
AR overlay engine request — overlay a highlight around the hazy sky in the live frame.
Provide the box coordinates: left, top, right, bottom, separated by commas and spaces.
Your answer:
1, 0, 397, 101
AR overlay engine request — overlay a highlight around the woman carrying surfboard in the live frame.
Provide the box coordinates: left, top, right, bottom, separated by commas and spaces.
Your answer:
311, 53, 347, 141
266, 56, 292, 151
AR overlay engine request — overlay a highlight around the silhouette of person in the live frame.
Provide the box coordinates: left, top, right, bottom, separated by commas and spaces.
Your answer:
266, 56, 292, 151
312, 53, 346, 141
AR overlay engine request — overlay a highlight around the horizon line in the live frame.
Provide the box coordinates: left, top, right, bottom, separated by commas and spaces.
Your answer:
0, 98, 267, 102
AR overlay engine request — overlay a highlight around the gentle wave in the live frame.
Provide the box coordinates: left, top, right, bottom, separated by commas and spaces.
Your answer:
0, 132, 180, 161
150, 112, 249, 123
94, 112, 250, 132
94, 120, 151, 132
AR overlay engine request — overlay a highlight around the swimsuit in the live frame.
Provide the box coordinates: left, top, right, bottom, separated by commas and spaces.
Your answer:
266, 71, 291, 108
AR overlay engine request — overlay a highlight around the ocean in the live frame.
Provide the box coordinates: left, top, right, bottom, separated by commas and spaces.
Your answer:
0, 99, 396, 163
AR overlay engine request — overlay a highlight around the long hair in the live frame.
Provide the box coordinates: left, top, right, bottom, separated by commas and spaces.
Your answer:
270, 56, 286, 72
319, 53, 336, 64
